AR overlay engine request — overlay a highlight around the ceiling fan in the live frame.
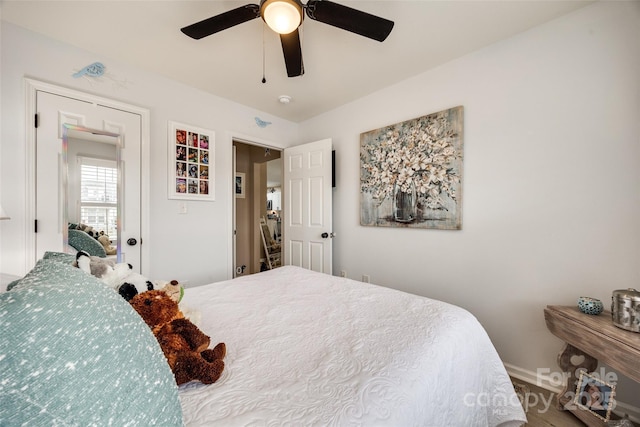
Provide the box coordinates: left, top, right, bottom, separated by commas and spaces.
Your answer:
180, 0, 394, 78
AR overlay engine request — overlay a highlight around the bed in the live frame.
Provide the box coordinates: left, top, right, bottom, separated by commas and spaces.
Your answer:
178, 266, 526, 426
0, 255, 526, 426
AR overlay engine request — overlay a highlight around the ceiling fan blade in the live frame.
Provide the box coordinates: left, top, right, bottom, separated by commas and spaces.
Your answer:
305, 0, 394, 42
181, 4, 260, 39
280, 29, 304, 78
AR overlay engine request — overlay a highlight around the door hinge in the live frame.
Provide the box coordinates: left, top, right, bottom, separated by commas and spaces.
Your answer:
34, 113, 39, 128
34, 219, 38, 233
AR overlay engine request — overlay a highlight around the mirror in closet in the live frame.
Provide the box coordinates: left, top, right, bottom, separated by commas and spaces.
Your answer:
63, 125, 122, 261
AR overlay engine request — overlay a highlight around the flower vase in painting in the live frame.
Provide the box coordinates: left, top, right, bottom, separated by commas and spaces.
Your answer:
393, 180, 416, 223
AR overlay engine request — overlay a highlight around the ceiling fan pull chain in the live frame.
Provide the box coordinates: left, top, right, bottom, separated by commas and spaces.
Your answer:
262, 23, 267, 84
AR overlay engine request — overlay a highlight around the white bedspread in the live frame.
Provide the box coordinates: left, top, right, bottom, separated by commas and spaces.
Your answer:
178, 266, 526, 426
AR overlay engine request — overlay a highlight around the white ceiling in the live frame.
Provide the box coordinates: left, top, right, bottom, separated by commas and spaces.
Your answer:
1, 0, 592, 123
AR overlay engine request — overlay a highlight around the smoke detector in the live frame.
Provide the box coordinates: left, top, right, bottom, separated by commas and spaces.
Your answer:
278, 95, 292, 104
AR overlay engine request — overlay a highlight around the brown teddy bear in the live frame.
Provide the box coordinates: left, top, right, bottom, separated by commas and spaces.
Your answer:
97, 234, 117, 255
129, 290, 226, 386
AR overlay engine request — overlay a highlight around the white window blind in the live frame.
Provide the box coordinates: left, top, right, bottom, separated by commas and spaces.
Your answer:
79, 157, 118, 238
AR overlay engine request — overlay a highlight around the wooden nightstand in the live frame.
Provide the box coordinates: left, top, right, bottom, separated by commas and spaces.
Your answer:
544, 305, 640, 426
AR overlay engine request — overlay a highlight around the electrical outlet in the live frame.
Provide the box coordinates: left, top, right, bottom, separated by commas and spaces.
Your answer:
362, 274, 370, 283
340, 270, 347, 278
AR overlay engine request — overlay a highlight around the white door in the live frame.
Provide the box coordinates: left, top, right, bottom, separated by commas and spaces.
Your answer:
283, 139, 333, 274
35, 90, 143, 270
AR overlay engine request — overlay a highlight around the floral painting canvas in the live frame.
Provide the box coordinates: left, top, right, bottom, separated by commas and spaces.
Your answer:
360, 106, 463, 229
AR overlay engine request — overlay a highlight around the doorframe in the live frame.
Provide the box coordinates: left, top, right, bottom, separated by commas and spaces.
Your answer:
226, 131, 283, 279
24, 78, 151, 274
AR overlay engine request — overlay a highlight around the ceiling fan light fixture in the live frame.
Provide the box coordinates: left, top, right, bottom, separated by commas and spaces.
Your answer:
261, 0, 302, 35
181, 0, 393, 78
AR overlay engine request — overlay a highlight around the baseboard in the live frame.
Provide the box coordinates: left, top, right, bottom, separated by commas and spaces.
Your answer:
505, 362, 561, 393
505, 363, 640, 424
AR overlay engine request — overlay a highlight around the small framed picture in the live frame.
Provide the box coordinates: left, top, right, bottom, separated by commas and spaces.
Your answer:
235, 173, 245, 198
574, 371, 616, 422
168, 121, 214, 201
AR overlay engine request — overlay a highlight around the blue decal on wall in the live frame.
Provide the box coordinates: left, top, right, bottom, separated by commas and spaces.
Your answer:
72, 62, 106, 78
255, 117, 272, 128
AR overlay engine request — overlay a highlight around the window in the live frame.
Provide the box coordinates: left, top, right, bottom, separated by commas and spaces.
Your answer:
79, 157, 117, 239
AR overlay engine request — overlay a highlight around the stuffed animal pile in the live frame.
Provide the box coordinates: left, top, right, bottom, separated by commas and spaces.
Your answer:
129, 290, 226, 385
69, 222, 99, 238
74, 251, 199, 321
73, 251, 222, 385
68, 223, 116, 254
74, 251, 155, 301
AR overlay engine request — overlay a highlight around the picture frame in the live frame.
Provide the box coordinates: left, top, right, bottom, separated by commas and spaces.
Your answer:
235, 172, 245, 198
574, 371, 616, 422
168, 121, 214, 201
360, 106, 463, 230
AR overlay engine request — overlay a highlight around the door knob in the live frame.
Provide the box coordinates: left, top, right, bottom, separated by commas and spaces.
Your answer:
127, 238, 138, 246
321, 232, 336, 239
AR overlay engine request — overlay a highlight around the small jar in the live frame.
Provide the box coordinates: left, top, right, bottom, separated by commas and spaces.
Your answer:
611, 288, 640, 333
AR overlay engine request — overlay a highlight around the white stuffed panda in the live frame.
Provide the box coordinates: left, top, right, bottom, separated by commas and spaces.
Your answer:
75, 251, 156, 301
116, 268, 156, 301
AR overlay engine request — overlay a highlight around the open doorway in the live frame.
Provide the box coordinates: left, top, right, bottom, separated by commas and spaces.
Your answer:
233, 140, 282, 276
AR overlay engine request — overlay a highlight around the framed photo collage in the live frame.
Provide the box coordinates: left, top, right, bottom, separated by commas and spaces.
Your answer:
168, 121, 215, 201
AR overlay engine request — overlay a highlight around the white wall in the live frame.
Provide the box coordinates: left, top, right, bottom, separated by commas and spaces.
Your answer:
299, 0, 640, 411
0, 21, 299, 284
